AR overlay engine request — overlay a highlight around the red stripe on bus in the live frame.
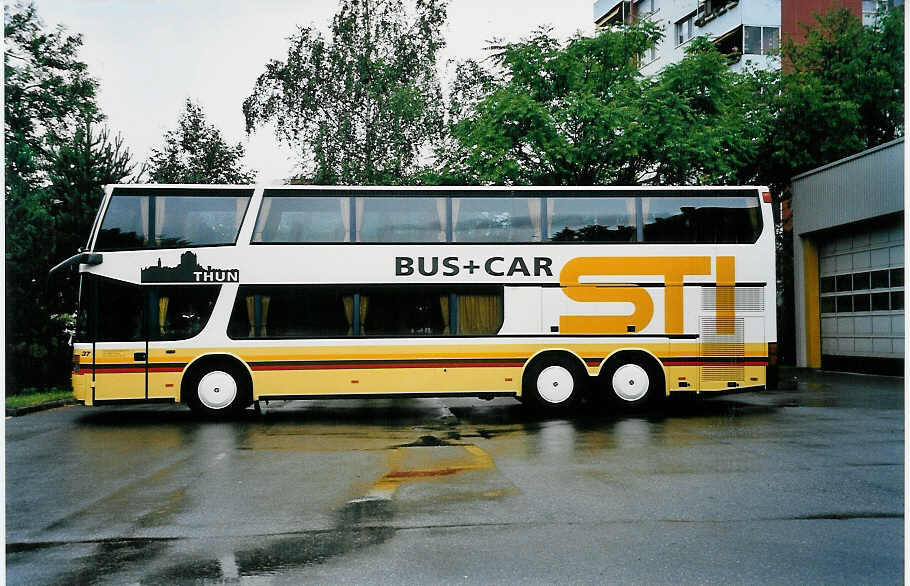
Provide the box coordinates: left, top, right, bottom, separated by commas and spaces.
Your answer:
250, 360, 525, 371
663, 361, 768, 366
92, 367, 185, 374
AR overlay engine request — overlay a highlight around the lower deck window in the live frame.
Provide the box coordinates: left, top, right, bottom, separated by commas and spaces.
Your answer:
76, 275, 220, 342
227, 285, 503, 339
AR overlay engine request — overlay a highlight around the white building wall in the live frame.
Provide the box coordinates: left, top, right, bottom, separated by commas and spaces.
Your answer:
596, 0, 781, 76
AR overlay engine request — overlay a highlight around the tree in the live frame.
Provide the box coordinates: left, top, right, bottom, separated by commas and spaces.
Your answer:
435, 23, 775, 187
641, 38, 777, 186
5, 2, 138, 391
243, 0, 447, 185
148, 99, 257, 184
762, 6, 904, 192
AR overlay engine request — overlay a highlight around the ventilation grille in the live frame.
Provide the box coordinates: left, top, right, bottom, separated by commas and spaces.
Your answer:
700, 317, 745, 381
701, 287, 765, 312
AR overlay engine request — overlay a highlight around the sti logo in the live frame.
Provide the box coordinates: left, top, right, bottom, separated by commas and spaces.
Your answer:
559, 256, 736, 335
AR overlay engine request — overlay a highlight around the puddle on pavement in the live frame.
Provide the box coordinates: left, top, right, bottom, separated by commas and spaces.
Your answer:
35, 392, 830, 583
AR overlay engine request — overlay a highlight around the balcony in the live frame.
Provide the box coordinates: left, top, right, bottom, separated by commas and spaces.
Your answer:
594, 0, 633, 28
695, 0, 739, 27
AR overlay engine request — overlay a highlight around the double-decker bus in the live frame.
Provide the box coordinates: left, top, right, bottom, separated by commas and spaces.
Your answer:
58, 185, 777, 418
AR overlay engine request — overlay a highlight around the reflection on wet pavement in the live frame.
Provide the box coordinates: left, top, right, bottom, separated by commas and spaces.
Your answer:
6, 370, 903, 584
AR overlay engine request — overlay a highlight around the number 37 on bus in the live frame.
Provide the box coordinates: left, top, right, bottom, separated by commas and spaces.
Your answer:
52, 185, 777, 419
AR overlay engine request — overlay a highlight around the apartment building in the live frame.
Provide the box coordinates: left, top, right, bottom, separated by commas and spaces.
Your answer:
593, 0, 781, 74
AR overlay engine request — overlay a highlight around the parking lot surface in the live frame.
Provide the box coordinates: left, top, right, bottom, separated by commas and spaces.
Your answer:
6, 370, 903, 584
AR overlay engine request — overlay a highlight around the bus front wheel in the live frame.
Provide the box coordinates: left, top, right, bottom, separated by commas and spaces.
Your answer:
184, 360, 252, 419
522, 354, 587, 411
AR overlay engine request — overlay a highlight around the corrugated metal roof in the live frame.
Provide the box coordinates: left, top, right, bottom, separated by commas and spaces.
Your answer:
792, 138, 904, 235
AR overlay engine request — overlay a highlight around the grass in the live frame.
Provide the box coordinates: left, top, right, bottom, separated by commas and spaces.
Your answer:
6, 388, 74, 410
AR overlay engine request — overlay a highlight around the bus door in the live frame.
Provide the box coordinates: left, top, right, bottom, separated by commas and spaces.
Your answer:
86, 276, 148, 401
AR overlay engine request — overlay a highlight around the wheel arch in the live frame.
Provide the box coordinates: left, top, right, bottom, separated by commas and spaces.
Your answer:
521, 348, 589, 398
521, 348, 588, 376
598, 348, 668, 398
179, 352, 253, 403
598, 348, 666, 379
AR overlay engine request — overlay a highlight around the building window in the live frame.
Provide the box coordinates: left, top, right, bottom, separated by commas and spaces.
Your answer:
636, 0, 656, 17
743, 26, 779, 55
675, 11, 695, 46
644, 45, 658, 63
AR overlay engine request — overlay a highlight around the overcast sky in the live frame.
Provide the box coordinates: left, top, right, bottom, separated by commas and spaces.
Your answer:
33, 0, 595, 184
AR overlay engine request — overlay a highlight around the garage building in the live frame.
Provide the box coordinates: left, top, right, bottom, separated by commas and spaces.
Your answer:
793, 137, 904, 375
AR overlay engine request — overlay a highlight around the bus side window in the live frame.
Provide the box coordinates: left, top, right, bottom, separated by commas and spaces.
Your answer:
227, 286, 350, 338
253, 195, 348, 243
547, 197, 637, 242
641, 196, 762, 243
149, 286, 220, 341
96, 189, 252, 250
452, 197, 538, 242
92, 277, 145, 342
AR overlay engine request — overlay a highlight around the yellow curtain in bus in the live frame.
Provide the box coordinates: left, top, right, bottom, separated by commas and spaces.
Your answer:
246, 296, 255, 337
435, 198, 446, 242
158, 296, 169, 336
528, 198, 542, 241
139, 197, 150, 246
339, 197, 351, 242
343, 295, 354, 335
360, 296, 369, 334
457, 294, 502, 334
260, 296, 270, 337
440, 295, 450, 334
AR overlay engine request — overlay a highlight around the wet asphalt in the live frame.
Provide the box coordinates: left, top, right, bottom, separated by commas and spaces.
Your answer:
6, 370, 904, 585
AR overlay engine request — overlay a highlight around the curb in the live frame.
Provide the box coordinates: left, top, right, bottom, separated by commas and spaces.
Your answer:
6, 399, 77, 417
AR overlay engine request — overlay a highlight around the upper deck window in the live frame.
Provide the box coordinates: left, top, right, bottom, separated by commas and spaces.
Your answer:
253, 194, 348, 243
95, 189, 252, 250
453, 197, 539, 242
547, 197, 637, 242
641, 196, 761, 243
357, 197, 445, 242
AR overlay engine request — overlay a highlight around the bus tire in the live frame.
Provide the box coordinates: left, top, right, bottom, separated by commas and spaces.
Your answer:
183, 359, 252, 419
522, 353, 587, 411
600, 352, 665, 411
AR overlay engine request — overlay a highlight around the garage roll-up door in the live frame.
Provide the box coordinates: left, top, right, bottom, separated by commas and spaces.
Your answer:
818, 218, 904, 368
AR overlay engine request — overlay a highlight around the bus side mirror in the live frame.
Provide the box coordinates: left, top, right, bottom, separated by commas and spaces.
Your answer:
48, 252, 103, 277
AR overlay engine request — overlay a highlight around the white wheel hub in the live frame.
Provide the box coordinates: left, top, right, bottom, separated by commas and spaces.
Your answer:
197, 370, 238, 410
536, 365, 575, 404
612, 364, 650, 402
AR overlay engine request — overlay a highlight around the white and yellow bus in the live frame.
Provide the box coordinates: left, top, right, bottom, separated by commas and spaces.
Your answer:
62, 185, 777, 417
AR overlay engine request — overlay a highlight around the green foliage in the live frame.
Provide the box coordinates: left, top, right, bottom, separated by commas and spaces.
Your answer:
149, 99, 257, 184
5, 2, 138, 391
6, 387, 73, 410
436, 23, 775, 186
243, 0, 447, 185
764, 7, 904, 192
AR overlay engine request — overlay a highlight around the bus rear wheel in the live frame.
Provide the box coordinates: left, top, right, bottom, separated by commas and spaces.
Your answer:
184, 360, 252, 419
522, 354, 586, 411
600, 353, 664, 411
